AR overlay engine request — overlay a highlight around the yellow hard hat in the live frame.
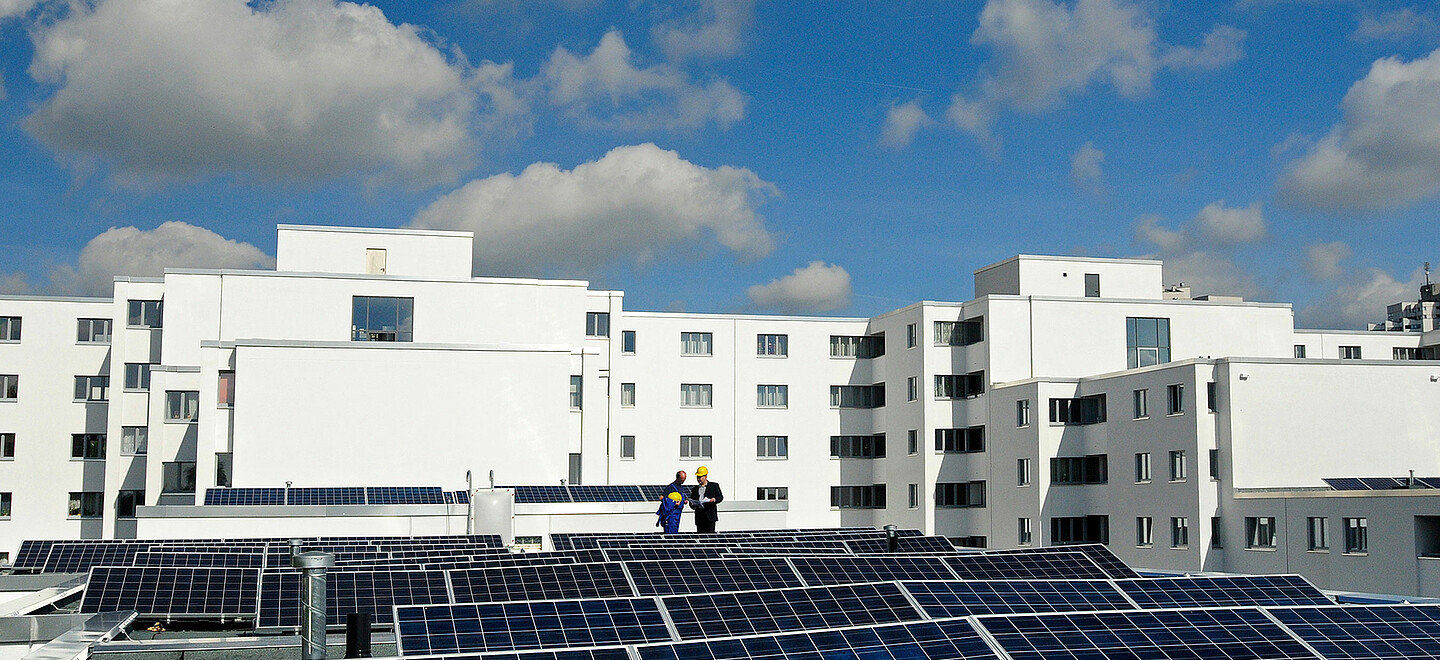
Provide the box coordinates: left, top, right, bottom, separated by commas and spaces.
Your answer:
695, 466, 708, 477
667, 492, 682, 502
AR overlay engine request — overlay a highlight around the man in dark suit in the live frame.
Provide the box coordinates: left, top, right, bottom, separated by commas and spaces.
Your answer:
689, 465, 724, 533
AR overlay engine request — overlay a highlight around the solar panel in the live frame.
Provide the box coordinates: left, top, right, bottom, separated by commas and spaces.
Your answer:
287, 487, 366, 506
1117, 575, 1332, 609
1323, 477, 1371, 490
725, 547, 853, 557
43, 543, 145, 573
638, 485, 672, 501
901, 579, 1133, 618
633, 618, 1001, 660
1271, 604, 1440, 659
449, 563, 636, 603
415, 649, 634, 660
978, 607, 1319, 660
132, 552, 265, 568
1360, 477, 1410, 490
453, 490, 471, 504
569, 486, 646, 502
944, 552, 1110, 580
367, 486, 447, 504
788, 556, 956, 586
395, 598, 675, 656
513, 486, 573, 503
845, 536, 957, 554
204, 488, 286, 506
257, 569, 449, 628
80, 567, 260, 618
626, 558, 804, 596
662, 582, 924, 640
12, 540, 57, 571
982, 544, 1141, 579
604, 547, 732, 562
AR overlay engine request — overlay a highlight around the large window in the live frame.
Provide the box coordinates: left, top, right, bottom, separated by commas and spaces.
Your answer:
74, 376, 109, 402
1052, 515, 1108, 545
1049, 395, 1106, 425
1344, 518, 1368, 554
830, 385, 884, 408
352, 296, 413, 342
680, 435, 712, 459
681, 332, 713, 356
1245, 516, 1277, 549
757, 487, 788, 501
0, 374, 15, 401
1171, 517, 1190, 548
1136, 517, 1153, 546
68, 492, 103, 518
71, 434, 105, 460
1051, 455, 1108, 484
830, 335, 884, 358
77, 318, 112, 344
1307, 517, 1328, 551
757, 334, 788, 356
934, 372, 985, 399
757, 435, 788, 459
0, 433, 12, 459
127, 300, 163, 328
620, 383, 636, 407
165, 390, 200, 421
620, 435, 635, 460
585, 312, 610, 337
117, 490, 144, 518
934, 319, 983, 346
831, 485, 885, 509
1126, 317, 1171, 368
680, 383, 713, 408
162, 461, 196, 493
0, 316, 19, 341
120, 427, 147, 455
757, 385, 788, 408
124, 363, 152, 391
831, 434, 885, 458
935, 481, 985, 507
935, 426, 985, 453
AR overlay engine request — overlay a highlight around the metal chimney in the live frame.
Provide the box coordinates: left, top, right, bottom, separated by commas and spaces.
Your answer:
293, 551, 335, 660
884, 524, 899, 553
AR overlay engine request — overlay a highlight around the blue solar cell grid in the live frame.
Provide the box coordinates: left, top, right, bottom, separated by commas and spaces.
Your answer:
287, 487, 366, 506
638, 485, 671, 501
1271, 604, 1440, 659
449, 562, 636, 603
978, 607, 1319, 660
982, 544, 1141, 579
12, 541, 57, 570
626, 558, 805, 596
133, 552, 265, 568
514, 486, 573, 503
944, 552, 1111, 581
367, 486, 447, 504
634, 619, 1001, 660
80, 566, 260, 617
788, 556, 957, 586
43, 543, 145, 573
444, 491, 455, 504
1117, 575, 1332, 609
454, 490, 471, 504
845, 536, 957, 554
568, 485, 645, 502
395, 598, 675, 656
662, 583, 925, 640
205, 488, 286, 506
902, 580, 1134, 618
257, 569, 450, 627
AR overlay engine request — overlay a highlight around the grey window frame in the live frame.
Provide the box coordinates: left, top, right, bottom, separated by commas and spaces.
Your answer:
933, 372, 985, 399
216, 453, 233, 487
829, 384, 885, 408
74, 376, 109, 402
1169, 450, 1187, 481
757, 486, 788, 501
831, 434, 885, 458
1018, 518, 1033, 545
124, 363, 152, 391
0, 374, 14, 401
905, 323, 917, 348
907, 483, 918, 509
77, 318, 112, 344
1137, 517, 1154, 546
1344, 517, 1368, 554
162, 461, 197, 493
351, 296, 413, 342
127, 300, 163, 328
935, 426, 985, 453
217, 371, 235, 408
935, 482, 985, 508
1050, 395, 1106, 425
620, 382, 636, 407
569, 376, 583, 409
1307, 516, 1328, 551
1051, 455, 1108, 485
117, 490, 144, 518
0, 316, 19, 342
120, 427, 148, 455
757, 435, 788, 459
1245, 516, 1277, 549
1084, 273, 1101, 297
933, 320, 984, 346
621, 330, 636, 354
756, 334, 788, 357
70, 433, 106, 460
1125, 317, 1171, 368
165, 390, 200, 422
1135, 452, 1152, 482
829, 335, 884, 358
1016, 399, 1031, 427
620, 435, 636, 460
1133, 389, 1148, 418
679, 435, 712, 459
0, 432, 12, 459
67, 492, 103, 518
680, 332, 713, 356
757, 384, 788, 408
0, 492, 10, 518
1294, 344, 1307, 358
1340, 345, 1362, 359
1017, 458, 1032, 486
906, 376, 918, 402
1166, 384, 1184, 415
907, 429, 919, 455
830, 485, 885, 509
585, 312, 610, 337
680, 383, 713, 408
1171, 517, 1189, 548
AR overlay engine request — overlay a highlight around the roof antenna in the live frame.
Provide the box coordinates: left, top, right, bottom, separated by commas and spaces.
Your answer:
1425, 262, 1432, 287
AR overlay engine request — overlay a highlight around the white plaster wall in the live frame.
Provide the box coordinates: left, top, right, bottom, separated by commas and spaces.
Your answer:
974, 256, 1163, 300
276, 225, 474, 280
1293, 329, 1422, 360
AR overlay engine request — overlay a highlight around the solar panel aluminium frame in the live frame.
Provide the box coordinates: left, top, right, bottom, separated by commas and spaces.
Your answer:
623, 557, 807, 596
1267, 603, 1440, 660
898, 579, 1138, 619
448, 562, 638, 603
1114, 574, 1333, 609
629, 616, 1003, 660
79, 566, 262, 619
980, 543, 1141, 579
257, 568, 451, 629
393, 595, 678, 656
787, 555, 961, 586
943, 551, 1112, 581
658, 581, 928, 641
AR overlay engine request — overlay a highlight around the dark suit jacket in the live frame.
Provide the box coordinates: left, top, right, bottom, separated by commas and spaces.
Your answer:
689, 481, 724, 523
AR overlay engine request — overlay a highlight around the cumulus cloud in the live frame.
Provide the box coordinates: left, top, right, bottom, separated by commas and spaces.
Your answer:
653, 0, 755, 61
880, 100, 933, 148
24, 0, 515, 188
1134, 201, 1268, 299
1352, 8, 1437, 42
1160, 25, 1247, 69
541, 30, 746, 131
1070, 141, 1105, 191
0, 0, 38, 19
1302, 241, 1351, 281
1279, 48, 1440, 211
411, 143, 778, 276
747, 261, 852, 313
1191, 200, 1267, 246
1298, 266, 1424, 329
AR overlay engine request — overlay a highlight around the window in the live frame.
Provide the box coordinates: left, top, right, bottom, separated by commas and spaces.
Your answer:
906, 376, 918, 402
1049, 395, 1106, 425
1394, 347, 1420, 360
831, 485, 885, 509
1307, 517, 1328, 551
0, 433, 12, 459
1017, 458, 1032, 486
0, 492, 9, 518
1211, 517, 1223, 548
1206, 382, 1218, 412
1169, 450, 1187, 481
216, 453, 233, 487
1294, 344, 1307, 358
1013, 400, 1032, 429
830, 385, 884, 408
1209, 449, 1220, 480
1015, 518, 1033, 545
71, 434, 105, 460
1166, 384, 1184, 415
757, 334, 788, 356
0, 374, 14, 401
1052, 515, 1108, 544
831, 434, 885, 458
73, 376, 109, 402
680, 383, 713, 407
908, 484, 918, 508
906, 323, 917, 348
621, 330, 636, 354
680, 435, 712, 459
934, 319, 984, 346
1344, 518, 1368, 554
120, 427, 147, 455
127, 300, 163, 328
218, 371, 235, 407
124, 364, 152, 391
830, 335, 884, 358
569, 376, 583, 409
1340, 345, 1362, 359
352, 296, 413, 342
1051, 455, 1108, 484
163, 462, 197, 493
935, 427, 985, 453
1135, 453, 1152, 482
757, 384, 788, 408
1171, 517, 1190, 548
681, 332, 713, 356
1084, 273, 1101, 297
68, 492, 103, 518
620, 383, 636, 407
935, 481, 985, 507
907, 429, 918, 455
1133, 389, 1148, 419
757, 435, 788, 459
1245, 516, 1277, 549
1125, 317, 1171, 368
117, 490, 144, 518
934, 372, 985, 399
1136, 517, 1154, 546
620, 435, 636, 460
585, 312, 610, 337
0, 316, 19, 341
757, 487, 788, 501
166, 391, 199, 421
76, 318, 112, 344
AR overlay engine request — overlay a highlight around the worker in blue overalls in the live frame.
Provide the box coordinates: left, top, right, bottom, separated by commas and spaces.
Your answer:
656, 470, 688, 534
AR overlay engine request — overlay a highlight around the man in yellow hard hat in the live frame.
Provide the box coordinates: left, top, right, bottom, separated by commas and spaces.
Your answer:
689, 465, 724, 533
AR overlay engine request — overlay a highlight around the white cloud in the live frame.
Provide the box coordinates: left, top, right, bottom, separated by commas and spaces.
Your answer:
1192, 200, 1266, 246
653, 0, 755, 61
0, 272, 29, 294
411, 143, 778, 276
541, 30, 746, 131
0, 0, 38, 19
1160, 24, 1246, 70
746, 261, 852, 313
25, 0, 512, 188
1298, 266, 1424, 329
1352, 8, 1437, 42
1302, 241, 1351, 281
1070, 141, 1105, 190
23, 222, 274, 296
880, 100, 933, 148
1134, 201, 1269, 299
1279, 48, 1440, 211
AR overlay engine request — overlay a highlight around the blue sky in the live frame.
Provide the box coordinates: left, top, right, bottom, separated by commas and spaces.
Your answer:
1, 0, 1437, 328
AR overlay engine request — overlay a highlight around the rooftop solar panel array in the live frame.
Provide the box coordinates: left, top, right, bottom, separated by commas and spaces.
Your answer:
1117, 575, 1333, 609
661, 582, 924, 640
944, 551, 1111, 581
203, 486, 473, 506
902, 579, 1135, 618
257, 569, 451, 628
80, 566, 260, 618
1323, 476, 1440, 491
625, 558, 805, 596
512, 486, 572, 503
287, 487, 367, 506
395, 598, 675, 656
602, 547, 732, 562
982, 543, 1141, 579
788, 556, 957, 585
132, 552, 265, 568
449, 563, 636, 603
367, 486, 447, 505
845, 536, 957, 554
632, 618, 1002, 660
204, 488, 286, 506
568, 486, 647, 502
1271, 605, 1440, 659
44, 543, 145, 573
978, 607, 1321, 660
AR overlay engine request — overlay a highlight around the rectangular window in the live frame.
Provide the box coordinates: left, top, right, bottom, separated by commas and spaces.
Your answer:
934, 372, 985, 399
585, 312, 610, 337
1395, 347, 1421, 360
757, 487, 788, 501
620, 435, 636, 460
1051, 515, 1109, 545
68, 492, 103, 518
1211, 517, 1223, 549
757, 384, 788, 408
934, 319, 984, 346
935, 426, 985, 453
0, 492, 10, 518
73, 376, 109, 402
757, 334, 788, 356
1018, 518, 1033, 545
351, 296, 413, 342
1209, 449, 1220, 480
680, 332, 713, 356
568, 453, 582, 485
679, 435, 712, 459
757, 435, 788, 459
831, 434, 886, 458
1169, 450, 1187, 481
1133, 389, 1148, 419
829, 335, 884, 358
1308, 517, 1328, 551
0, 316, 19, 341
1294, 344, 1307, 358
1051, 455, 1108, 484
1136, 517, 1154, 546
906, 323, 917, 349
165, 390, 200, 421
70, 434, 105, 460
1125, 317, 1171, 368
680, 383, 713, 407
127, 300, 163, 328
76, 318, 112, 344
829, 384, 884, 408
1340, 345, 1362, 359
907, 429, 918, 455
569, 376, 583, 409
1084, 273, 1101, 297
621, 330, 636, 354
906, 376, 918, 402
0, 433, 12, 459
1166, 384, 1184, 415
1245, 516, 1277, 549
1135, 452, 1152, 482
1171, 517, 1190, 548
1207, 382, 1218, 412
1049, 395, 1107, 425
218, 371, 235, 407
215, 453, 233, 488
120, 427, 147, 455
1344, 518, 1368, 554
1016, 399, 1031, 427
116, 490, 143, 519
830, 485, 885, 509
163, 462, 197, 493
1017, 458, 1032, 486
935, 481, 985, 508
123, 363, 152, 391
908, 484, 918, 509
620, 383, 636, 407
0, 374, 14, 401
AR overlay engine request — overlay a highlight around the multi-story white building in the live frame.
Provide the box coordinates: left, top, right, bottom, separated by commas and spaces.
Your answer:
2, 225, 1438, 595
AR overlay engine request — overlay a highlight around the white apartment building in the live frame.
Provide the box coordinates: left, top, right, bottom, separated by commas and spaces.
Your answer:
1, 225, 1438, 596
